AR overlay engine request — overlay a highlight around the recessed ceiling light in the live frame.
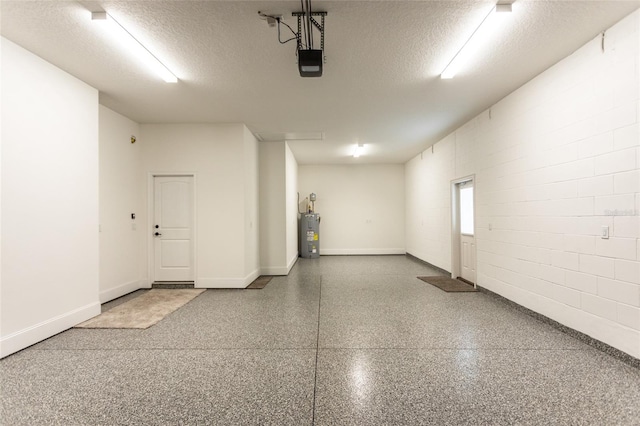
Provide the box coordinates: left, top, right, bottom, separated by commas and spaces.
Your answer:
353, 143, 364, 158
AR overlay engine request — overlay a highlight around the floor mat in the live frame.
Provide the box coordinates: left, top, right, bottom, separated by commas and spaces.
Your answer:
246, 276, 273, 289
417, 276, 478, 292
75, 289, 206, 329
152, 282, 195, 289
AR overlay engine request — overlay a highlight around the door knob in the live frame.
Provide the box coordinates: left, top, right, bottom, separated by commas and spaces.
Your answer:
155, 232, 162, 236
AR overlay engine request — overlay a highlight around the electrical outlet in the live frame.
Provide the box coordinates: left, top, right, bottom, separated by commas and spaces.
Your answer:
601, 226, 609, 239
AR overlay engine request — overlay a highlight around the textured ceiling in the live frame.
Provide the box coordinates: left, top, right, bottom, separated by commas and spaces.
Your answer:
1, 0, 639, 164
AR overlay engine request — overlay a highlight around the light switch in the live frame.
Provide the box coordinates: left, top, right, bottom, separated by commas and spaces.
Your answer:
601, 226, 609, 239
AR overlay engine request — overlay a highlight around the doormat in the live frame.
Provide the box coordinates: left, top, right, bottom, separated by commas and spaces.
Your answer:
152, 281, 195, 289
246, 276, 273, 289
417, 276, 478, 292
75, 289, 206, 329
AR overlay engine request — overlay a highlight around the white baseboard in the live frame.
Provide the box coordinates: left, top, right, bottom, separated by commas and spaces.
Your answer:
321, 248, 406, 255
0, 302, 101, 359
99, 279, 145, 303
287, 253, 298, 273
244, 269, 260, 286
260, 254, 299, 276
197, 278, 246, 288
260, 266, 289, 275
196, 269, 260, 289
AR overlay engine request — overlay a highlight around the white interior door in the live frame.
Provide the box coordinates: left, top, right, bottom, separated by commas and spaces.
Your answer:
459, 181, 476, 284
153, 176, 193, 282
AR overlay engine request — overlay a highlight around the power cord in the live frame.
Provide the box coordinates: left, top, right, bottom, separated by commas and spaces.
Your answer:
258, 11, 304, 47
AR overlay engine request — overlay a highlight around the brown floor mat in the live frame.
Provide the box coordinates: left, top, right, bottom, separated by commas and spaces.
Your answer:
417, 276, 478, 292
246, 276, 273, 289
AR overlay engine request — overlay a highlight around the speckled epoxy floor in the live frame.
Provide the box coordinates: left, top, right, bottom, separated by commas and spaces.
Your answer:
2, 255, 640, 425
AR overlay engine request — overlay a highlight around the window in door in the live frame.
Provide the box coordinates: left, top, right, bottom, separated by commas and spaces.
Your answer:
460, 185, 474, 235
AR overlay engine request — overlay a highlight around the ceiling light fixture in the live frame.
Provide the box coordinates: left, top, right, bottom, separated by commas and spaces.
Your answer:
441, 2, 512, 79
353, 143, 364, 158
91, 11, 178, 83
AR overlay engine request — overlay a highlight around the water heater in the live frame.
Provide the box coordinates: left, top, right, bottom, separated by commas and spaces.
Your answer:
300, 213, 320, 258
299, 192, 320, 258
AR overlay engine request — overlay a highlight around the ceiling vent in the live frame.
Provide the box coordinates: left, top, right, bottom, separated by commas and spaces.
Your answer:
255, 132, 325, 142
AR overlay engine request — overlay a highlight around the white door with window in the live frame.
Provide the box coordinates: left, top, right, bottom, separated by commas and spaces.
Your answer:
459, 181, 476, 284
153, 176, 194, 282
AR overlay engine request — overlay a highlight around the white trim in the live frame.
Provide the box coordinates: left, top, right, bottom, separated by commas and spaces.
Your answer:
244, 268, 261, 286
261, 266, 290, 276
260, 255, 298, 276
320, 248, 406, 255
148, 172, 197, 284
99, 279, 145, 303
287, 253, 298, 273
196, 270, 260, 289
196, 278, 246, 288
0, 302, 101, 359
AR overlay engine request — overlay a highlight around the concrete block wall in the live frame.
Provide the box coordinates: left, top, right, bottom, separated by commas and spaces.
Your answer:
405, 136, 456, 270
406, 10, 639, 358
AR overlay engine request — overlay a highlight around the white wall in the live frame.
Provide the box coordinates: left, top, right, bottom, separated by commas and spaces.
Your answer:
140, 123, 257, 288
243, 126, 260, 280
285, 143, 299, 268
0, 40, 3, 357
99, 106, 145, 302
405, 138, 456, 270
259, 142, 286, 273
405, 10, 640, 359
258, 141, 299, 275
299, 164, 405, 255
1, 38, 100, 358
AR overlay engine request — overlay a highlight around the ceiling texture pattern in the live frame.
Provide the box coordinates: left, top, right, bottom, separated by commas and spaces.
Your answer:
2, 0, 639, 164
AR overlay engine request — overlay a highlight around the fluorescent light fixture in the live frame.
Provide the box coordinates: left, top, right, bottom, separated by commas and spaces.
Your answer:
441, 3, 512, 79
353, 143, 364, 158
91, 11, 178, 83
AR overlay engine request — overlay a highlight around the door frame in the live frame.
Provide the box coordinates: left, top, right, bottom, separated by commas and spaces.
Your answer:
147, 172, 197, 285
450, 174, 476, 288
